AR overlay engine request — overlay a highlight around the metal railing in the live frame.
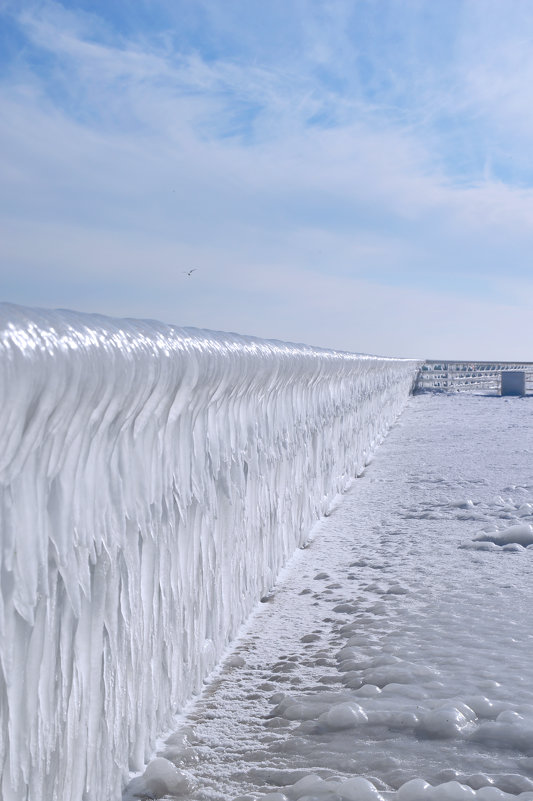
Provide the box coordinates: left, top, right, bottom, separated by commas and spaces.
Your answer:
415, 361, 533, 393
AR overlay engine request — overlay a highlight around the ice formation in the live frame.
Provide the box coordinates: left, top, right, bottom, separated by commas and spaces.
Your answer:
0, 303, 419, 801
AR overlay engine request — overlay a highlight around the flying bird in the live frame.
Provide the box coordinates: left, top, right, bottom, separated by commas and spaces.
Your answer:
183, 268, 198, 277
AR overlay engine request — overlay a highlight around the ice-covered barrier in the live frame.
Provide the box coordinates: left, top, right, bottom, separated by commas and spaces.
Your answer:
0, 304, 419, 801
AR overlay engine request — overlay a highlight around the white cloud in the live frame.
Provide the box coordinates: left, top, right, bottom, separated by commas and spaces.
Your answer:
2, 0, 533, 358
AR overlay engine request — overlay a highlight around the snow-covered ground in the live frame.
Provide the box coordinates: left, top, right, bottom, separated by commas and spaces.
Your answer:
127, 393, 533, 801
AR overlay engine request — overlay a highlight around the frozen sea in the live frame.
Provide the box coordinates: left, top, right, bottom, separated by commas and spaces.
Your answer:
126, 393, 533, 801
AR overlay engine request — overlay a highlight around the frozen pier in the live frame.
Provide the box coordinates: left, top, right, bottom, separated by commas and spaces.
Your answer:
130, 393, 533, 801
2, 306, 533, 801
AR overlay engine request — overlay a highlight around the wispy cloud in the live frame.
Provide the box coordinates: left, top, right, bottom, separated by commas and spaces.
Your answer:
1, 0, 533, 358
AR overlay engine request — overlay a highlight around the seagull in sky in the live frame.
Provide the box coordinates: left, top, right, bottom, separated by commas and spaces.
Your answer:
183, 268, 198, 276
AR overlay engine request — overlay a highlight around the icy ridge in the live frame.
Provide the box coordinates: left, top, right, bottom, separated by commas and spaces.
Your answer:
0, 304, 419, 801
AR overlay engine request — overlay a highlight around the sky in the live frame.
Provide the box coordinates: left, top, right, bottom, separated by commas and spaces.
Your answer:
1, 0, 533, 359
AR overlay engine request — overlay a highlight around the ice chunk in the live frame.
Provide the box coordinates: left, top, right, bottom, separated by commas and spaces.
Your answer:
317, 702, 368, 731
227, 655, 246, 668
142, 758, 190, 796
123, 758, 190, 799
288, 774, 328, 798
337, 777, 385, 800
397, 779, 433, 800
474, 524, 533, 547
417, 704, 476, 738
287, 775, 384, 801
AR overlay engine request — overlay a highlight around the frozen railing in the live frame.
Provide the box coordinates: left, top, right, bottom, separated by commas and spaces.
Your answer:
415, 361, 533, 393
0, 304, 420, 801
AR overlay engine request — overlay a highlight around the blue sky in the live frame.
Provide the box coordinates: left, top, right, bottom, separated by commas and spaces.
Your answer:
2, 0, 533, 358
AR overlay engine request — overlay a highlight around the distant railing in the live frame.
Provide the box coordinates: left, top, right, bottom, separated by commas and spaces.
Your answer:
415, 361, 533, 393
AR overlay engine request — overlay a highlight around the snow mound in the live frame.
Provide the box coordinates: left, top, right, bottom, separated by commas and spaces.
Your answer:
123, 758, 190, 800
416, 703, 477, 738
473, 524, 533, 547
316, 702, 368, 731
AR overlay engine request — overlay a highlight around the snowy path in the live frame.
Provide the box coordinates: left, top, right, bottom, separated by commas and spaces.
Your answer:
128, 394, 533, 801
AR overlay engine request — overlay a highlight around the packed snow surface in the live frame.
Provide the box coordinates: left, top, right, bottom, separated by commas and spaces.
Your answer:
0, 304, 418, 801
132, 394, 533, 801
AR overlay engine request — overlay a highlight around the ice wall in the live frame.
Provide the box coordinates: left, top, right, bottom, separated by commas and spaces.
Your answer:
0, 304, 420, 801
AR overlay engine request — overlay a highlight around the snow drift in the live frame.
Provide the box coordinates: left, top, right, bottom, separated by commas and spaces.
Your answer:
0, 304, 419, 800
